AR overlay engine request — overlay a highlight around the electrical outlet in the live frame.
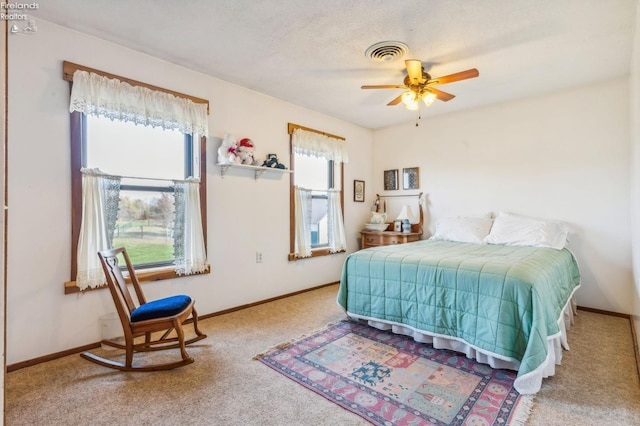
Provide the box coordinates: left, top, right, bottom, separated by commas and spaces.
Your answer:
256, 252, 263, 263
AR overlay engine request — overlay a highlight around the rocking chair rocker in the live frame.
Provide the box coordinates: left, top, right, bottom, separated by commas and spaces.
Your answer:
80, 247, 207, 371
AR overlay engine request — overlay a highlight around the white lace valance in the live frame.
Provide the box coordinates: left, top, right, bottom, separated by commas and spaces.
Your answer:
69, 70, 209, 137
292, 128, 348, 163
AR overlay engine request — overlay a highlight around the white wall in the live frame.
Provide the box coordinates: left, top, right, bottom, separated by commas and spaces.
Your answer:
630, 0, 640, 343
5, 20, 373, 365
373, 79, 632, 314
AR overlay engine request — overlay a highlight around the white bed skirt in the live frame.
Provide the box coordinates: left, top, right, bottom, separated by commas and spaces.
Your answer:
345, 292, 578, 395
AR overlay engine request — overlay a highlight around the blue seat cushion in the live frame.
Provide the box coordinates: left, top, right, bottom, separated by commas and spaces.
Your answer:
130, 295, 192, 323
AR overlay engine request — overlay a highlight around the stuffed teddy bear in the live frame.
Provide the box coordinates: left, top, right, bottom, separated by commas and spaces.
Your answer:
236, 138, 259, 165
262, 153, 287, 169
216, 134, 238, 165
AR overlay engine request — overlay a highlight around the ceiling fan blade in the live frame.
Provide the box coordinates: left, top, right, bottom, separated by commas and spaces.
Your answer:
361, 85, 406, 89
428, 68, 479, 85
387, 94, 403, 106
405, 59, 423, 84
428, 87, 456, 102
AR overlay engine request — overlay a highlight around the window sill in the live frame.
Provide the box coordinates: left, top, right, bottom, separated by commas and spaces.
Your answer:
288, 249, 345, 261
64, 264, 211, 294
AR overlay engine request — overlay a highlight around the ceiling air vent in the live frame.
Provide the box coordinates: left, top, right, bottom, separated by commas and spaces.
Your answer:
365, 41, 409, 63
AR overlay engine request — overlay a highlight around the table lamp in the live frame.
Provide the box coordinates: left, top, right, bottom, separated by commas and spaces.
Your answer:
396, 205, 416, 233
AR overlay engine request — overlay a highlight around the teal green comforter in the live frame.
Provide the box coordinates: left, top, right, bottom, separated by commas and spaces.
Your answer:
337, 240, 580, 384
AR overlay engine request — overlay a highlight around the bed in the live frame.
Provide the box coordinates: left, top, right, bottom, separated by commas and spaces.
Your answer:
337, 236, 581, 395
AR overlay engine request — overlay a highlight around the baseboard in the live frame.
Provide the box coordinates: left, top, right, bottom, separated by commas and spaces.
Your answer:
577, 305, 631, 318
7, 342, 101, 372
6, 281, 340, 372
198, 281, 339, 321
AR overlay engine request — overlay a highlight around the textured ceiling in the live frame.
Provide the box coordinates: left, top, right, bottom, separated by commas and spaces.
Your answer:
30, 0, 636, 129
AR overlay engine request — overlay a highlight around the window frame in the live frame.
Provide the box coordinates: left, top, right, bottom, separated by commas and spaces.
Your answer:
287, 123, 345, 261
67, 113, 208, 294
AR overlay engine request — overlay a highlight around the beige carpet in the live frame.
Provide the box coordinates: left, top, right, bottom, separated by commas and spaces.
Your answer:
6, 284, 640, 425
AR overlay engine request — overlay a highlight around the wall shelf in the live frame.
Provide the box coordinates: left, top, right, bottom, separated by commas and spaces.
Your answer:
216, 163, 293, 180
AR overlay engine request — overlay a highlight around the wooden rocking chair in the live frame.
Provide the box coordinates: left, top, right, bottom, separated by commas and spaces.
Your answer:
80, 247, 207, 371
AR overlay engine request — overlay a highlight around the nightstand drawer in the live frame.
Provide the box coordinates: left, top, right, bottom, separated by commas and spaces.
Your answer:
363, 235, 384, 246
360, 230, 422, 249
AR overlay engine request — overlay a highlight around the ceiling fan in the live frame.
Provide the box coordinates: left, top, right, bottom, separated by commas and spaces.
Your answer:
362, 59, 479, 110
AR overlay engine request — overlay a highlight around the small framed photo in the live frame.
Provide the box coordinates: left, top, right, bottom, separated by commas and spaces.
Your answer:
384, 169, 398, 191
353, 180, 365, 202
393, 220, 402, 232
402, 167, 420, 190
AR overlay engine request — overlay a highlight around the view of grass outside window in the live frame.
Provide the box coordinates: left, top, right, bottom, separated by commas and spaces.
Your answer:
113, 189, 175, 264
293, 154, 337, 248
86, 115, 197, 268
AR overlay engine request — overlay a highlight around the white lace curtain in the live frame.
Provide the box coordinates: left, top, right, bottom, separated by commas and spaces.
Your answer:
327, 189, 347, 253
76, 170, 207, 287
76, 169, 121, 290
294, 187, 313, 258
173, 179, 207, 275
293, 187, 346, 258
292, 128, 349, 164
69, 70, 209, 137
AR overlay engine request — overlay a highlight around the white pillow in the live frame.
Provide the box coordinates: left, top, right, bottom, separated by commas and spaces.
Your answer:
484, 212, 568, 250
430, 216, 494, 244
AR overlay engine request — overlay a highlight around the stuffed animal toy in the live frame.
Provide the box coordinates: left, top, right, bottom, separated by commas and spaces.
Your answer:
236, 138, 259, 165
262, 153, 286, 169
216, 134, 239, 165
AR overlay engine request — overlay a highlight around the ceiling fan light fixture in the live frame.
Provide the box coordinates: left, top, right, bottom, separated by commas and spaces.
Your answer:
401, 90, 417, 106
421, 91, 436, 107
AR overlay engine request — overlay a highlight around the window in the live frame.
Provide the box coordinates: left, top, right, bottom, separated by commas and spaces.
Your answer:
84, 115, 198, 268
288, 124, 348, 260
65, 62, 209, 292
293, 155, 337, 247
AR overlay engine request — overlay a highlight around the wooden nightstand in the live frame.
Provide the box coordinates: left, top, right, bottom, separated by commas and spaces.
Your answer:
360, 230, 422, 249
361, 192, 425, 249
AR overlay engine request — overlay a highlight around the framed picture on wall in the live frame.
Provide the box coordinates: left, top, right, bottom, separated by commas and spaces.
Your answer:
402, 167, 420, 190
384, 169, 398, 190
354, 180, 365, 202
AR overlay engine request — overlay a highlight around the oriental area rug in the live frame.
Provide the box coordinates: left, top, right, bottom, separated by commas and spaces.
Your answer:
255, 321, 533, 426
